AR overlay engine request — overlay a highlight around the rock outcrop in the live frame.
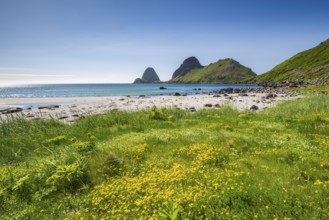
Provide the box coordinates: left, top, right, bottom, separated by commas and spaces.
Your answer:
172, 56, 203, 79
133, 67, 160, 83
170, 58, 256, 83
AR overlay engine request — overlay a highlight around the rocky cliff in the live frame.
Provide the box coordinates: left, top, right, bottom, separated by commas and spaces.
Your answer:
133, 67, 160, 83
171, 56, 203, 79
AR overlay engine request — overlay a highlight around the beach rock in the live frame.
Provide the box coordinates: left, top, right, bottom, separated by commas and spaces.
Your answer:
0, 107, 23, 114
265, 93, 277, 99
213, 94, 221, 97
174, 93, 181, 96
159, 86, 167, 90
171, 56, 203, 79
38, 105, 60, 110
214, 104, 221, 108
204, 104, 213, 107
26, 113, 34, 118
250, 105, 259, 110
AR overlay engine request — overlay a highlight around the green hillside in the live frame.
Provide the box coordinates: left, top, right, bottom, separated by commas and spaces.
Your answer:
170, 58, 256, 83
257, 39, 329, 82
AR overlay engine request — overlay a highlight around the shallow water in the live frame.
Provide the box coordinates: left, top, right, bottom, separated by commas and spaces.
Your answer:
0, 83, 260, 99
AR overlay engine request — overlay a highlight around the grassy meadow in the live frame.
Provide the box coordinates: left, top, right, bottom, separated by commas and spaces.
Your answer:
0, 95, 329, 219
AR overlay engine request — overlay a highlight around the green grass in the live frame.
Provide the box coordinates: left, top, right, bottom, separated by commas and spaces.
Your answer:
1, 96, 329, 219
257, 40, 329, 82
170, 58, 256, 83
287, 85, 329, 93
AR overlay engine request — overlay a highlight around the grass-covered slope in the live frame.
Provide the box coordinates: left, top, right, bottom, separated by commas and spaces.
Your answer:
170, 58, 256, 83
257, 39, 329, 82
1, 96, 329, 219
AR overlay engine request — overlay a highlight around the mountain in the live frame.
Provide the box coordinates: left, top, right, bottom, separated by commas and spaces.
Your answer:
256, 38, 329, 84
172, 56, 203, 79
170, 58, 256, 83
133, 67, 160, 83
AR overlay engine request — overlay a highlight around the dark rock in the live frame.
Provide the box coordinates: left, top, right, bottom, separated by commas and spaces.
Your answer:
159, 86, 167, 90
38, 105, 60, 110
0, 107, 23, 114
133, 78, 145, 83
58, 116, 69, 120
238, 93, 248, 97
139, 95, 146, 98
250, 105, 259, 110
174, 93, 181, 96
204, 104, 213, 107
214, 104, 221, 108
172, 56, 203, 79
213, 94, 221, 97
134, 67, 160, 83
265, 93, 277, 99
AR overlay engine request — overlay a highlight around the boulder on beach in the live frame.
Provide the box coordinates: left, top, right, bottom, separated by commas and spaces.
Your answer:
38, 105, 60, 110
0, 107, 23, 114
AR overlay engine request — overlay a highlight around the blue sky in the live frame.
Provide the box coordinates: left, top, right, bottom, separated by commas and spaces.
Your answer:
0, 0, 329, 85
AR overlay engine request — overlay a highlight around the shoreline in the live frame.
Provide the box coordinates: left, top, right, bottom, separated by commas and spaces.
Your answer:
0, 92, 301, 123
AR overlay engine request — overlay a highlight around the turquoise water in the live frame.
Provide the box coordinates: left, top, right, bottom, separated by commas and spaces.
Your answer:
0, 83, 260, 99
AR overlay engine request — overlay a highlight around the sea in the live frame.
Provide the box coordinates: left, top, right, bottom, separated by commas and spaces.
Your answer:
0, 83, 260, 99
0, 83, 260, 109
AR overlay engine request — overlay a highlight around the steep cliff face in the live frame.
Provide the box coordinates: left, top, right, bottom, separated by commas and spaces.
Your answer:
171, 57, 203, 79
170, 58, 256, 83
133, 67, 160, 83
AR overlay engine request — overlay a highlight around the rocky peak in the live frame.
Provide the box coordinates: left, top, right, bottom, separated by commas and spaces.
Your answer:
172, 56, 203, 79
141, 67, 160, 82
133, 67, 160, 83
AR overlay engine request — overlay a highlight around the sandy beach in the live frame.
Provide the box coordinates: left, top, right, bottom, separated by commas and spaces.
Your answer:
0, 93, 300, 123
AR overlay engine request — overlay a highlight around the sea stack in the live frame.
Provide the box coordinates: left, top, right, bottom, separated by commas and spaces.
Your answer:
133, 67, 160, 83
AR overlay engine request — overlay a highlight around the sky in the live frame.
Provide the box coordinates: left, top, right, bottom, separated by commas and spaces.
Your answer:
0, 0, 329, 85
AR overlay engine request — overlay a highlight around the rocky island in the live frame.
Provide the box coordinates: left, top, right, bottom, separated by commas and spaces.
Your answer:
133, 67, 161, 83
